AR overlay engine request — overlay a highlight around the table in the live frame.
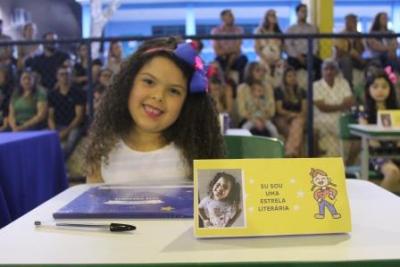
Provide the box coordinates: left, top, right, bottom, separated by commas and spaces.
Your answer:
0, 180, 399, 266
349, 124, 400, 180
0, 131, 68, 228
226, 128, 252, 136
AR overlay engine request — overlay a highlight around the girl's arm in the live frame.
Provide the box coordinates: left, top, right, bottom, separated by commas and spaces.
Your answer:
0, 117, 8, 131
275, 100, 297, 117
225, 204, 242, 227
18, 101, 47, 131
8, 104, 18, 131
198, 207, 211, 226
224, 84, 234, 114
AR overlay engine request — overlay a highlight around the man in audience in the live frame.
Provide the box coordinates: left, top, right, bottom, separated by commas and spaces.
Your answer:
285, 3, 322, 80
334, 14, 366, 87
48, 66, 86, 160
211, 9, 248, 84
26, 32, 70, 90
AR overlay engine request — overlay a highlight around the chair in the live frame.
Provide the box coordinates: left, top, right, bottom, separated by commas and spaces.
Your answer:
224, 135, 285, 159
338, 113, 382, 179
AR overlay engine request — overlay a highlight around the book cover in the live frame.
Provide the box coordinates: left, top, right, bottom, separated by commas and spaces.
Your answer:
378, 110, 400, 128
53, 185, 193, 219
194, 158, 351, 238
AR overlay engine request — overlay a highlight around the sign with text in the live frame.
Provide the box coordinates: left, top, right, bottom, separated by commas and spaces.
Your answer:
194, 158, 351, 238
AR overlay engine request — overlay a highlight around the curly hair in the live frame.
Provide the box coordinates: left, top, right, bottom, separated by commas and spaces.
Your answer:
207, 172, 241, 204
84, 37, 224, 178
364, 69, 398, 124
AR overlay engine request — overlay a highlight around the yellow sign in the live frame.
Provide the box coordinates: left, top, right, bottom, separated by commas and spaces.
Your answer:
378, 110, 400, 128
194, 158, 351, 238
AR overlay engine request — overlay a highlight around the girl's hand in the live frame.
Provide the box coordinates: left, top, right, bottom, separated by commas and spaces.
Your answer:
203, 219, 213, 227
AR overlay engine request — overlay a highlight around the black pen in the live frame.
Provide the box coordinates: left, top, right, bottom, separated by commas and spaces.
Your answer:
34, 221, 136, 232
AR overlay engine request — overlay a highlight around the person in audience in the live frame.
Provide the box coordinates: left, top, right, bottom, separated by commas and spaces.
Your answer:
17, 22, 41, 70
48, 66, 86, 160
254, 9, 284, 86
274, 67, 307, 157
367, 12, 399, 73
237, 61, 277, 136
198, 172, 241, 228
93, 68, 113, 112
207, 62, 234, 116
211, 9, 248, 84
334, 14, 366, 87
0, 65, 14, 131
0, 19, 14, 67
107, 40, 123, 75
313, 59, 353, 156
353, 61, 382, 106
285, 3, 322, 80
72, 43, 90, 90
26, 32, 70, 90
359, 69, 400, 193
8, 69, 47, 131
84, 38, 224, 183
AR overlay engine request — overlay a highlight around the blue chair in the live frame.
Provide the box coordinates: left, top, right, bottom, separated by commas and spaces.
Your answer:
224, 135, 285, 159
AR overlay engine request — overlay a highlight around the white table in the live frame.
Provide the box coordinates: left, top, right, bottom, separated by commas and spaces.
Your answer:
349, 124, 400, 180
0, 180, 399, 266
226, 128, 252, 136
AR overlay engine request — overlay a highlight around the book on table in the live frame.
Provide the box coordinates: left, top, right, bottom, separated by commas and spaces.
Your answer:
53, 184, 193, 219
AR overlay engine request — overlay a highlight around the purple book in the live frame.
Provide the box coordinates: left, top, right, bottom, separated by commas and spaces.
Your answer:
53, 185, 193, 219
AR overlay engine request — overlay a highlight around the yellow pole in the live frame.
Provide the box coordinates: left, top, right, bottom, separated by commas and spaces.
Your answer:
315, 0, 334, 59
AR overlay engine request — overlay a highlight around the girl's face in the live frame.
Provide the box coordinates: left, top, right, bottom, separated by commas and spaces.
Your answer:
99, 70, 112, 86
267, 11, 277, 25
128, 56, 188, 135
369, 77, 390, 103
212, 177, 232, 201
285, 70, 297, 86
111, 42, 122, 57
252, 65, 264, 81
379, 13, 388, 28
251, 83, 264, 98
20, 72, 34, 91
313, 174, 329, 187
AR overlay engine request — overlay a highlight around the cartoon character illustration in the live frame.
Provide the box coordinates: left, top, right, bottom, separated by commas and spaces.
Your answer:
310, 168, 341, 219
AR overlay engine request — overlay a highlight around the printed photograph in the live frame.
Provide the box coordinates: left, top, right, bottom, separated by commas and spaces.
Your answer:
197, 169, 245, 228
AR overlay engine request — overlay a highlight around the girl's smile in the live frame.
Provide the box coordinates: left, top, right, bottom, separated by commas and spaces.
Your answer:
212, 177, 232, 200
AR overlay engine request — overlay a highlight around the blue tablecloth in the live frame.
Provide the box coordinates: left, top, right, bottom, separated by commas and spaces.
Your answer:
0, 131, 68, 228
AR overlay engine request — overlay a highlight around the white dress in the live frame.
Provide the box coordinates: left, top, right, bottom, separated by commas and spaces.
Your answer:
101, 140, 190, 184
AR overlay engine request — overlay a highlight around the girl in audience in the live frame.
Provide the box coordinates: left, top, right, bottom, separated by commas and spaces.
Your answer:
237, 61, 278, 137
207, 62, 234, 115
73, 43, 89, 89
274, 67, 307, 157
360, 68, 400, 193
8, 69, 47, 131
85, 38, 224, 183
254, 9, 284, 87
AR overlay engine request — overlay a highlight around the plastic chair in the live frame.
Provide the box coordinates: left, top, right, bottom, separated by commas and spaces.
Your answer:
338, 113, 382, 179
224, 135, 285, 159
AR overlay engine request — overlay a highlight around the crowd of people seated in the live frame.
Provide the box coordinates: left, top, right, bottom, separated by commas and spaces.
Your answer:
0, 4, 400, 190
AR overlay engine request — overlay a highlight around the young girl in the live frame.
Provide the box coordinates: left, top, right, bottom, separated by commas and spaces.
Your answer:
85, 38, 224, 183
360, 69, 400, 193
198, 172, 241, 228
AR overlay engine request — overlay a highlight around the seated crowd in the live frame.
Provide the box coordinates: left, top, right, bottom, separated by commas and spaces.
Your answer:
0, 4, 399, 192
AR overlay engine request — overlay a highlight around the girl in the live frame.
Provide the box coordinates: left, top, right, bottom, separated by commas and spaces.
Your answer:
85, 38, 224, 183
8, 69, 47, 131
198, 172, 241, 228
360, 69, 400, 193
274, 67, 306, 157
107, 41, 123, 75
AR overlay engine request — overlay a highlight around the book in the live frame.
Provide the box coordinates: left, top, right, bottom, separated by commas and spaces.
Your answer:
194, 158, 351, 238
377, 110, 400, 128
53, 184, 193, 219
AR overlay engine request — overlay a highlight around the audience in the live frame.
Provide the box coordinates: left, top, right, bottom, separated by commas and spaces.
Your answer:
106, 41, 123, 75
0, 19, 14, 67
0, 65, 13, 131
17, 22, 41, 70
8, 69, 48, 131
313, 59, 354, 156
285, 3, 322, 80
274, 67, 307, 157
48, 66, 86, 160
211, 9, 248, 84
334, 14, 366, 87
72, 43, 90, 90
367, 12, 399, 72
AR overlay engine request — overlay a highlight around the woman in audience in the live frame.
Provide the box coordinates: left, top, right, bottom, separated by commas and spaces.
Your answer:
73, 43, 89, 89
17, 22, 41, 70
207, 62, 234, 116
274, 67, 306, 156
254, 9, 284, 87
107, 41, 123, 75
237, 62, 278, 137
313, 59, 353, 156
8, 69, 47, 131
367, 12, 399, 72
93, 68, 113, 113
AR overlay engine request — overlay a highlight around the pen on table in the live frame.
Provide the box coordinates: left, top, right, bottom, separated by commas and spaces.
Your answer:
34, 221, 136, 232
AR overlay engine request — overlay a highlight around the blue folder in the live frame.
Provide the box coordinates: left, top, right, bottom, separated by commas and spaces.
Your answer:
53, 185, 193, 219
